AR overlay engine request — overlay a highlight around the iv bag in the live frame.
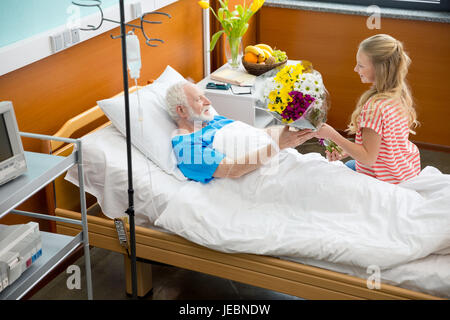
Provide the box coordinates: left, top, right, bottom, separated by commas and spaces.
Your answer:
126, 33, 141, 79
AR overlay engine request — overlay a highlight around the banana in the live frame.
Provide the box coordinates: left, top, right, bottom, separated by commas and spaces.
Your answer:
245, 45, 264, 58
257, 53, 265, 63
255, 44, 273, 55
261, 48, 272, 59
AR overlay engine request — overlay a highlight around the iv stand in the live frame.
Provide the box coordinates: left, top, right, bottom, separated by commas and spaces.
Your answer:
72, 0, 171, 299
118, 0, 137, 299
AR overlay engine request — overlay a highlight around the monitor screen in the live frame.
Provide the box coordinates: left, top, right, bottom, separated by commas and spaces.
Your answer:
0, 113, 13, 162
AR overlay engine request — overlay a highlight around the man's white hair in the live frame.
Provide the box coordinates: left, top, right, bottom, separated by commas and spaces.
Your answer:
165, 81, 189, 121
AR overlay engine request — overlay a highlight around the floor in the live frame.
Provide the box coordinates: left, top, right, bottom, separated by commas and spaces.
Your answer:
30, 140, 450, 300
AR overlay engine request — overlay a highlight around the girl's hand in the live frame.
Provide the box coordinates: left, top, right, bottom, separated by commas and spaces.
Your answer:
325, 149, 348, 162
315, 123, 337, 139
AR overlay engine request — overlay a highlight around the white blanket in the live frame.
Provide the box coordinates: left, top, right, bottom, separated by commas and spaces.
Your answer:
155, 124, 450, 270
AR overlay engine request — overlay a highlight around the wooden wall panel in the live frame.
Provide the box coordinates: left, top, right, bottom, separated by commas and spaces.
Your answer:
0, 0, 204, 229
258, 7, 450, 146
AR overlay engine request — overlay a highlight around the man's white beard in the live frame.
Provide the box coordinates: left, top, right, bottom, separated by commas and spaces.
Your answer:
187, 105, 214, 123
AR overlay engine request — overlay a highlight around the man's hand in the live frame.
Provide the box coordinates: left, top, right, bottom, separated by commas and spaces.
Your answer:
278, 126, 315, 149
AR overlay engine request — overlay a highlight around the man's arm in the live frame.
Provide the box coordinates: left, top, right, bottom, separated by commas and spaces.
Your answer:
212, 142, 277, 178
213, 127, 315, 179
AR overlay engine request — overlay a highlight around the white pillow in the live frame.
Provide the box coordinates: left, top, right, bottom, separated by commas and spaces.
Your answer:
152, 65, 186, 85
97, 65, 188, 181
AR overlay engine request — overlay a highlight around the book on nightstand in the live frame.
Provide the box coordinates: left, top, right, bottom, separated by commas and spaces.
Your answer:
210, 68, 256, 86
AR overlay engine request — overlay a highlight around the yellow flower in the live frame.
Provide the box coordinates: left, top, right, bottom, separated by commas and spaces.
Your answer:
250, 0, 265, 13
269, 101, 285, 113
279, 64, 292, 75
279, 92, 291, 105
291, 63, 305, 79
274, 71, 290, 84
286, 95, 293, 104
268, 103, 277, 111
274, 65, 295, 84
268, 90, 279, 102
198, 1, 209, 9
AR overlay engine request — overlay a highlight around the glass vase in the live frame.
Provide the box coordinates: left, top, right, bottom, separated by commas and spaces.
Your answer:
224, 35, 243, 69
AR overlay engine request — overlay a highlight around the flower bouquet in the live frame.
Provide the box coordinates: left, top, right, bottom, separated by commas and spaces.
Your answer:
254, 61, 341, 153
255, 61, 328, 130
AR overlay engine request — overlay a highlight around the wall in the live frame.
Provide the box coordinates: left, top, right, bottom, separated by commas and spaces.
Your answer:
257, 6, 450, 147
0, 0, 178, 76
0, 0, 117, 47
0, 0, 204, 229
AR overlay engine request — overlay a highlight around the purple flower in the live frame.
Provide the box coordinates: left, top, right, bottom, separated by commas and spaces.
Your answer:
318, 138, 326, 146
281, 91, 315, 122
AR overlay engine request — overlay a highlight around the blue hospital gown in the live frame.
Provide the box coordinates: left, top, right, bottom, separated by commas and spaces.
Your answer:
172, 115, 234, 183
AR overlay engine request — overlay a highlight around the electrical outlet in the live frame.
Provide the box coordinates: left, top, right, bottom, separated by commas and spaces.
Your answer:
130, 2, 142, 20
71, 28, 80, 44
50, 34, 64, 53
63, 30, 72, 48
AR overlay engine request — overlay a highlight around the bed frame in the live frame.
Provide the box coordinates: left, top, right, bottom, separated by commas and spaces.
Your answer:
43, 86, 441, 300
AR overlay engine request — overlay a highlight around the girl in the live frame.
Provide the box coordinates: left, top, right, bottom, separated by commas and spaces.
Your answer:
316, 34, 420, 184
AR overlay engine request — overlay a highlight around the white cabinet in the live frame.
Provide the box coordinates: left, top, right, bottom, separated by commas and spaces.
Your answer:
197, 65, 274, 128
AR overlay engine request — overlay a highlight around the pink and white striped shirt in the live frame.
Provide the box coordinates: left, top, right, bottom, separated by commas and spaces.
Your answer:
355, 98, 421, 184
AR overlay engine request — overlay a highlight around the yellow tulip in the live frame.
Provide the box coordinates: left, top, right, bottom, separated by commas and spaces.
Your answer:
198, 1, 209, 9
250, 0, 265, 13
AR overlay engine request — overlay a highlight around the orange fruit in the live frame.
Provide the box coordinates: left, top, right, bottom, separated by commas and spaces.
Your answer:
244, 52, 258, 63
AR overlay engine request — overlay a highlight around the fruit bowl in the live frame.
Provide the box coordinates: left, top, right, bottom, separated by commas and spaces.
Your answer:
242, 57, 288, 76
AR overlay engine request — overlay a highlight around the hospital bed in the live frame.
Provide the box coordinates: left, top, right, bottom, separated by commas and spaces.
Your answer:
42, 84, 447, 300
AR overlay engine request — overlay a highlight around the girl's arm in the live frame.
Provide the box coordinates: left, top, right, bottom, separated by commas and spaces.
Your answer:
316, 124, 381, 166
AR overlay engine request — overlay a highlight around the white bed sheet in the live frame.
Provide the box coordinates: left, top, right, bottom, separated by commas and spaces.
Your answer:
65, 125, 450, 299
66, 125, 183, 227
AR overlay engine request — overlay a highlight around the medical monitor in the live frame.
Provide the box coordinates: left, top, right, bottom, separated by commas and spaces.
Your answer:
0, 101, 27, 186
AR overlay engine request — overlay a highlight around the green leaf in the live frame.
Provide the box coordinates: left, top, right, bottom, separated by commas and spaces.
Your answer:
219, 0, 227, 10
210, 30, 225, 51
239, 23, 249, 37
218, 8, 224, 21
236, 5, 244, 16
222, 20, 232, 34
244, 8, 254, 21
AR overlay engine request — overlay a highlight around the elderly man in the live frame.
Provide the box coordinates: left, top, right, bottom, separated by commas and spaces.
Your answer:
165, 81, 315, 183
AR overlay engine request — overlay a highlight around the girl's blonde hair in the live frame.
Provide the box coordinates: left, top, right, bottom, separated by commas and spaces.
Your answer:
347, 34, 419, 135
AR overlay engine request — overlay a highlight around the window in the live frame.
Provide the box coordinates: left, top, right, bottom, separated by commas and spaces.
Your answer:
323, 0, 449, 12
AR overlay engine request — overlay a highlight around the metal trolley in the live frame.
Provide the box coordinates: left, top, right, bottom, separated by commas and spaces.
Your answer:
0, 132, 92, 300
